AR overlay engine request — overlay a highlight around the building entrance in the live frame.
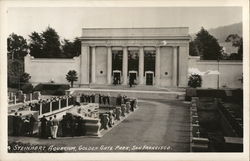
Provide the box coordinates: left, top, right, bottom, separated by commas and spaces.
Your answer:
129, 71, 137, 85
113, 70, 121, 85
146, 72, 154, 85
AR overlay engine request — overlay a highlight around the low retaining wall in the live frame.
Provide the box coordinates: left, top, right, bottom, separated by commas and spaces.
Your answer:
71, 89, 183, 100
190, 97, 209, 152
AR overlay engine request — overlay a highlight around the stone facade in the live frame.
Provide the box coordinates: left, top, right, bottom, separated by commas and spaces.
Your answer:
24, 27, 191, 87
80, 27, 190, 87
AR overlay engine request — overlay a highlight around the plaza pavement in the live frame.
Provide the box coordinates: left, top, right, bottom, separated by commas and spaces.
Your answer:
8, 99, 191, 152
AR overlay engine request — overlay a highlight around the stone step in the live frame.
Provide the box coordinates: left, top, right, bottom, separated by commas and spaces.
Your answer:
71, 88, 184, 100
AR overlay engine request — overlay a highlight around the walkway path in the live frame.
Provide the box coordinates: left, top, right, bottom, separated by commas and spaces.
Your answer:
9, 99, 190, 152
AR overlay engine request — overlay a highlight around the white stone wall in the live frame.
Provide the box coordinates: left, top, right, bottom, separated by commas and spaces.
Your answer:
159, 47, 173, 86
179, 45, 189, 87
188, 56, 243, 88
24, 54, 81, 86
95, 47, 108, 84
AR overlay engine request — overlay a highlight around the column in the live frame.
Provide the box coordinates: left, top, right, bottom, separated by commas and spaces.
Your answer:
155, 46, 161, 86
80, 45, 90, 85
107, 46, 112, 84
172, 46, 178, 86
122, 46, 128, 85
139, 47, 144, 85
91, 46, 96, 84
49, 102, 52, 112
40, 103, 42, 115
66, 98, 69, 107
58, 99, 61, 110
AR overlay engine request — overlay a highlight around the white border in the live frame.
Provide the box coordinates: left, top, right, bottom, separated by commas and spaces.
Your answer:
0, 0, 249, 161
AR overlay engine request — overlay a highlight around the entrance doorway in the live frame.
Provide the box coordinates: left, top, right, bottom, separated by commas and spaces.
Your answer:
129, 71, 137, 85
145, 71, 154, 85
113, 70, 121, 85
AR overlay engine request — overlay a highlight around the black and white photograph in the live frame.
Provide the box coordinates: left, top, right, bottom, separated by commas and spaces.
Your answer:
0, 0, 249, 160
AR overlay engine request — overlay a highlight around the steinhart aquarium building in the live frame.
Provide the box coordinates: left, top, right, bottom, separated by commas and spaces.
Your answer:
25, 27, 191, 87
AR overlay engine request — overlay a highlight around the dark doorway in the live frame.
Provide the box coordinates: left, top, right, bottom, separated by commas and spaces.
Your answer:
129, 73, 137, 85
146, 73, 153, 85
113, 72, 121, 85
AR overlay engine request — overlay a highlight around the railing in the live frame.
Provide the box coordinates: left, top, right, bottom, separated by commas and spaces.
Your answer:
8, 91, 41, 105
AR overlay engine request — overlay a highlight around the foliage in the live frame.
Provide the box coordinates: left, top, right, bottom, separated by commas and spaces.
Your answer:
7, 60, 24, 88
225, 34, 243, 60
194, 27, 223, 60
66, 70, 78, 87
28, 27, 81, 58
20, 83, 33, 94
62, 38, 81, 58
33, 83, 70, 95
20, 72, 31, 83
28, 32, 44, 58
189, 41, 199, 56
7, 33, 28, 60
188, 74, 202, 88
41, 27, 63, 58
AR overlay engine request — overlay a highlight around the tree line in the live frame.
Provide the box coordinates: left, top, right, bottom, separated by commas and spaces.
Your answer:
8, 26, 81, 60
189, 27, 243, 60
7, 26, 81, 90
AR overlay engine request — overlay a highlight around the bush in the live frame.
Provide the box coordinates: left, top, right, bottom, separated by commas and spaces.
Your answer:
188, 74, 202, 88
33, 83, 70, 95
20, 83, 33, 94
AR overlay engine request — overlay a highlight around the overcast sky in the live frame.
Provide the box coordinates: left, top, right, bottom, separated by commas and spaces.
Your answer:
7, 7, 242, 40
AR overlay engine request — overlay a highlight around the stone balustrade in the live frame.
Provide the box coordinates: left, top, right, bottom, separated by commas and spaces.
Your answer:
190, 97, 209, 152
8, 91, 41, 105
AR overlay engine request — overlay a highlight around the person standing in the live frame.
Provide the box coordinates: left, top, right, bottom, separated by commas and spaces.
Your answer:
51, 115, 59, 139
129, 77, 132, 87
40, 115, 47, 139
13, 112, 18, 136
99, 94, 102, 104
47, 117, 53, 139
29, 114, 36, 136
23, 116, 30, 136
61, 115, 66, 137
17, 113, 23, 136
107, 93, 110, 105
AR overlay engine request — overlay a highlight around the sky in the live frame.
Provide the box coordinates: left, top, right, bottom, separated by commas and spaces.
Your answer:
7, 7, 242, 41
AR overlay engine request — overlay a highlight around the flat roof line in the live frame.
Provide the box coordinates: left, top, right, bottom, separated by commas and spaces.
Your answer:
82, 27, 189, 29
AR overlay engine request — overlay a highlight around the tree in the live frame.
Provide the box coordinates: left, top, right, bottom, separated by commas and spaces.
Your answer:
41, 27, 63, 58
7, 33, 28, 60
28, 32, 44, 58
20, 72, 31, 83
189, 41, 199, 56
66, 70, 78, 87
8, 59, 24, 88
188, 74, 202, 88
225, 34, 243, 60
62, 38, 81, 58
194, 27, 223, 60
72, 38, 81, 57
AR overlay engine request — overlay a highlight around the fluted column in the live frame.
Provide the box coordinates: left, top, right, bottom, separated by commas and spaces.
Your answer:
155, 46, 161, 86
139, 47, 144, 85
172, 46, 178, 86
91, 46, 96, 84
107, 46, 112, 84
122, 47, 128, 85
80, 45, 90, 85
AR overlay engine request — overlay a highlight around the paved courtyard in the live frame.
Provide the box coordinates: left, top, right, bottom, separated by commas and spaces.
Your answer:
9, 99, 190, 152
